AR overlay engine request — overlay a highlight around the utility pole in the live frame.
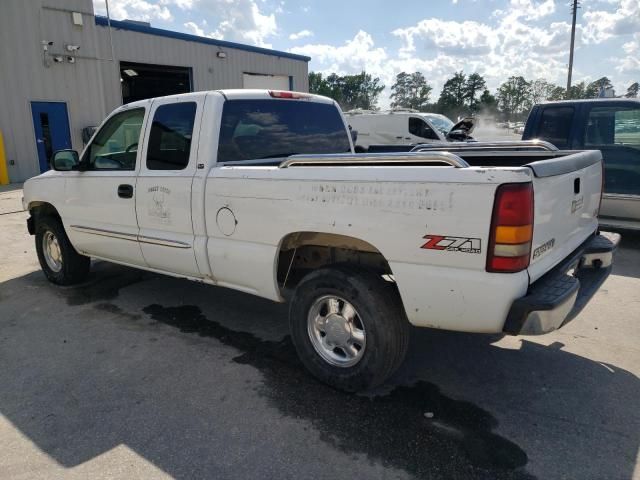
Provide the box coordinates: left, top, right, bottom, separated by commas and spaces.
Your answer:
566, 0, 580, 96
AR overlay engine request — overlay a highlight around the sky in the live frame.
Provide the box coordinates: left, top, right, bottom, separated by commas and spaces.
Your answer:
93, 0, 640, 106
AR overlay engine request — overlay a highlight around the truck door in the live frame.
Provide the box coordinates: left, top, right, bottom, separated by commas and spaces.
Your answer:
580, 102, 640, 224
63, 106, 148, 266
135, 97, 204, 276
408, 116, 440, 143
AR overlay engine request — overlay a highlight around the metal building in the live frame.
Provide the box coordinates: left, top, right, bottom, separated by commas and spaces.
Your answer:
0, 0, 310, 182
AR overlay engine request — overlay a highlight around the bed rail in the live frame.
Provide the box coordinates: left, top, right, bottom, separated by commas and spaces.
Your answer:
279, 152, 469, 168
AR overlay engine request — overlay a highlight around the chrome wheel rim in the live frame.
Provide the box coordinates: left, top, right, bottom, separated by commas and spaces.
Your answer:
307, 295, 366, 368
43, 231, 63, 273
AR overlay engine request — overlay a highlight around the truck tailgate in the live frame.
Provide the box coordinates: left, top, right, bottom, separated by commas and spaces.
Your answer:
527, 151, 603, 282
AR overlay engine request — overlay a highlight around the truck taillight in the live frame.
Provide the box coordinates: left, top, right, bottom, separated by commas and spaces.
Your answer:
486, 183, 534, 273
268, 90, 310, 99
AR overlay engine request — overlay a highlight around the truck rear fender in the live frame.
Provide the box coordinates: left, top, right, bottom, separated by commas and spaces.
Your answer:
275, 231, 394, 292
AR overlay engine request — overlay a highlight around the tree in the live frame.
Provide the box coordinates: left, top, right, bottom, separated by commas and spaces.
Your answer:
309, 72, 341, 100
496, 76, 532, 120
308, 71, 385, 110
567, 81, 587, 99
341, 71, 385, 110
626, 82, 639, 98
549, 86, 567, 100
530, 79, 556, 104
390, 72, 433, 111
437, 71, 467, 118
477, 89, 497, 114
464, 72, 487, 112
585, 77, 613, 98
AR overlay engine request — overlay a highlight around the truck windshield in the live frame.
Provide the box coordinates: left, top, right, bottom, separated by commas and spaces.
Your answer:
217, 99, 351, 163
423, 114, 454, 135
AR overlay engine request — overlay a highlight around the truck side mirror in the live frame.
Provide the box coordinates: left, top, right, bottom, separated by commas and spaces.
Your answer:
52, 150, 80, 171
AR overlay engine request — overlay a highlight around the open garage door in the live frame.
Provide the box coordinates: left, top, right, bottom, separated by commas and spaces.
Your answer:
243, 73, 291, 90
120, 62, 192, 104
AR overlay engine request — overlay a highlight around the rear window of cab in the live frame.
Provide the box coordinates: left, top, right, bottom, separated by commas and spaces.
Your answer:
217, 99, 351, 163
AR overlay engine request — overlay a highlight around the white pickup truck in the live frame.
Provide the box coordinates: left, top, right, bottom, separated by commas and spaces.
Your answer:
23, 89, 619, 391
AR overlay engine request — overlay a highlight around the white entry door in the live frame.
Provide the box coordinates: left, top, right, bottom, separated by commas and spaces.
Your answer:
135, 95, 204, 277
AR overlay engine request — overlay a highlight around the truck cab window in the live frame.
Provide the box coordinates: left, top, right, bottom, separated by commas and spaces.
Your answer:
409, 117, 439, 140
146, 102, 197, 170
585, 106, 640, 147
585, 105, 640, 196
217, 100, 351, 163
536, 107, 574, 149
83, 108, 144, 170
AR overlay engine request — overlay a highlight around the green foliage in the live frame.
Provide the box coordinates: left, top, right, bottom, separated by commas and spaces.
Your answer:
478, 89, 497, 114
567, 81, 587, 99
465, 73, 487, 112
437, 71, 467, 118
390, 72, 433, 111
497, 76, 532, 118
530, 79, 556, 104
585, 77, 613, 98
625, 82, 639, 98
549, 86, 567, 100
308, 71, 385, 110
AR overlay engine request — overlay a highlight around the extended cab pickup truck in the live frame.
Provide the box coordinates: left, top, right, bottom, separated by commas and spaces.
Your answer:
23, 90, 619, 391
523, 98, 640, 230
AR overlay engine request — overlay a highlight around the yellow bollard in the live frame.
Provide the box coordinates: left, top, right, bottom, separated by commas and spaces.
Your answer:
0, 130, 9, 185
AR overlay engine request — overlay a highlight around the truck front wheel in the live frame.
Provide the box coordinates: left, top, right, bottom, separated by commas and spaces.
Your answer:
289, 265, 409, 392
35, 216, 90, 285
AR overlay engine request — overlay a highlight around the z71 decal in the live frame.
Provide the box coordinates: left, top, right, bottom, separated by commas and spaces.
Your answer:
421, 235, 482, 254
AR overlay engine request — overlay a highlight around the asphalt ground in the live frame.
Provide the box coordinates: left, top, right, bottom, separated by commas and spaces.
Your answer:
0, 184, 638, 480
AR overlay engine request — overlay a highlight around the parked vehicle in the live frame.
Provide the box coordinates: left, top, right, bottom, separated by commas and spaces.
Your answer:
345, 110, 474, 151
23, 90, 619, 392
523, 98, 640, 230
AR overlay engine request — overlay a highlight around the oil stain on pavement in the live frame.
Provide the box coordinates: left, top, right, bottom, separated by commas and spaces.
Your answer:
63, 269, 149, 306
143, 303, 533, 480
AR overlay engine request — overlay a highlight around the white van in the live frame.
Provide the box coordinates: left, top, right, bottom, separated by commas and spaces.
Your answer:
345, 110, 473, 151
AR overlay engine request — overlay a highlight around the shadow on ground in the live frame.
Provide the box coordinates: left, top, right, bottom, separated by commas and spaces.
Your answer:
0, 262, 638, 479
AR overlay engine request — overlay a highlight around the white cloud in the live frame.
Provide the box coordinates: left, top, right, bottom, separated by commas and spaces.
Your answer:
92, 0, 173, 22
506, 0, 556, 20
95, 0, 279, 47
393, 19, 497, 57
210, 1, 277, 47
290, 31, 388, 77
289, 29, 313, 41
616, 32, 640, 74
583, 0, 640, 43
159, 0, 194, 9
184, 21, 205, 36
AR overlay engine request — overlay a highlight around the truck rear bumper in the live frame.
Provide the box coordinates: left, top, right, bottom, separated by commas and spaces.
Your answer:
503, 231, 620, 335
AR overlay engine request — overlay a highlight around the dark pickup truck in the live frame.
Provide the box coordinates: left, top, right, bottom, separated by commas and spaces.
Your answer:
522, 98, 640, 230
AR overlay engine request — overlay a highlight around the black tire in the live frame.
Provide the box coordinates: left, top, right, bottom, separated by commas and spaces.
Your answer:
35, 215, 90, 285
289, 265, 409, 392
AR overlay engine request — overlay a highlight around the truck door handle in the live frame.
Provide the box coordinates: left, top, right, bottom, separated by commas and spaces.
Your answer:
395, 136, 403, 139
117, 184, 134, 198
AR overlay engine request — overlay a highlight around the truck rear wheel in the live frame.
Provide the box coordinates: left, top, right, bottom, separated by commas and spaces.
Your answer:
35, 216, 90, 285
289, 265, 409, 392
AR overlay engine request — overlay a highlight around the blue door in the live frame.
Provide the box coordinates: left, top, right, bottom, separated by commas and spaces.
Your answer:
30, 102, 72, 173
